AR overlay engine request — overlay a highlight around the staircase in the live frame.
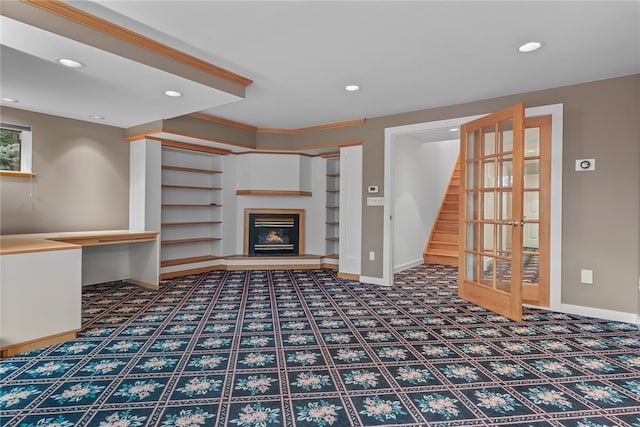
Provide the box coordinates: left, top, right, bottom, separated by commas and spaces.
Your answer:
423, 157, 460, 266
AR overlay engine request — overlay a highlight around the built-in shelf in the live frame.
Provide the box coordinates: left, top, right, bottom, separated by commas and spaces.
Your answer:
162, 165, 222, 174
236, 190, 312, 197
162, 204, 222, 207
162, 221, 222, 226
162, 184, 222, 190
161, 237, 222, 246
325, 157, 340, 259
161, 255, 223, 267
161, 147, 224, 278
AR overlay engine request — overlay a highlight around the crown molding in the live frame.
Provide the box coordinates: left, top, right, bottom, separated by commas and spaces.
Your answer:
189, 112, 258, 132
20, 0, 252, 87
258, 118, 366, 134
189, 113, 365, 134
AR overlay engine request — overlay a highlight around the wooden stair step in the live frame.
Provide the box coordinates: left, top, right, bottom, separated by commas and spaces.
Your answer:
434, 221, 458, 232
428, 241, 458, 251
432, 232, 458, 242
438, 211, 458, 221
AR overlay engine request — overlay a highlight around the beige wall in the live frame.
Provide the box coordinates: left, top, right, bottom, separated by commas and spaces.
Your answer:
2, 74, 638, 316
0, 107, 129, 233
162, 74, 638, 315
356, 75, 640, 314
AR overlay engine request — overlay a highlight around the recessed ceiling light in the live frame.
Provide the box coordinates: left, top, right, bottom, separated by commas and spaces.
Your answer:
56, 58, 84, 68
1, 97, 18, 103
518, 41, 542, 53
89, 115, 105, 120
449, 128, 459, 132
345, 85, 360, 92
164, 90, 183, 97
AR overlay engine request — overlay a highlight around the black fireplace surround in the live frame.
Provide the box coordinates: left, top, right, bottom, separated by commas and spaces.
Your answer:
248, 213, 300, 256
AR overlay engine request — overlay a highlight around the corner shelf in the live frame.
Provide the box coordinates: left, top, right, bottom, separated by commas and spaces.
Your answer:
160, 147, 224, 277
325, 157, 340, 258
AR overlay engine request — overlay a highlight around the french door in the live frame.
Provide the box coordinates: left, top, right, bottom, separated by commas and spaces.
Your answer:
458, 104, 525, 321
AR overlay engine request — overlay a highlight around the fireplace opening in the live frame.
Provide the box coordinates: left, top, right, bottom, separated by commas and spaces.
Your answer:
247, 212, 301, 256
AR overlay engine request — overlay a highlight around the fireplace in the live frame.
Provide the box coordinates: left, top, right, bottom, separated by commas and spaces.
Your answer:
245, 209, 304, 256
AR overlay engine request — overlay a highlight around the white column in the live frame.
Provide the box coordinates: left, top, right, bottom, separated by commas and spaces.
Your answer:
339, 145, 363, 276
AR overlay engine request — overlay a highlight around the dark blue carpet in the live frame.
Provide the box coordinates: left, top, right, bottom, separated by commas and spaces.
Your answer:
1, 265, 639, 426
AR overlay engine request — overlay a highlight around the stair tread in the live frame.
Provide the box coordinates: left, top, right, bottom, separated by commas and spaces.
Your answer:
424, 249, 458, 256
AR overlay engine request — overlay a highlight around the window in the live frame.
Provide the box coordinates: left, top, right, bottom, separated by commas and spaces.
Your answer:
0, 123, 32, 175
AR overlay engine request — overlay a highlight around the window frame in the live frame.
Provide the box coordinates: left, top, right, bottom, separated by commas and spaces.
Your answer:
0, 123, 33, 177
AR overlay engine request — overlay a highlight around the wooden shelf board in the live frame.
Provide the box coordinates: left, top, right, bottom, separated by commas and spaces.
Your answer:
325, 221, 339, 225
161, 255, 222, 267
236, 190, 312, 197
162, 184, 222, 190
162, 165, 222, 174
326, 173, 340, 177
325, 237, 339, 241
326, 206, 339, 209
324, 253, 339, 259
162, 221, 222, 226
161, 237, 222, 246
161, 204, 222, 207
326, 189, 339, 193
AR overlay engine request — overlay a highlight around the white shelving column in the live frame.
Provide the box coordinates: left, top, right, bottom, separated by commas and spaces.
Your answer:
160, 147, 224, 277
129, 138, 161, 287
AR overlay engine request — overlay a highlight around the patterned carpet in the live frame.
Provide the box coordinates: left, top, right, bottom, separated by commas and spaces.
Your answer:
1, 265, 640, 426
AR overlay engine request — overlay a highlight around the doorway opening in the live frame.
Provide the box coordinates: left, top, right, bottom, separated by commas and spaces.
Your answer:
383, 104, 563, 313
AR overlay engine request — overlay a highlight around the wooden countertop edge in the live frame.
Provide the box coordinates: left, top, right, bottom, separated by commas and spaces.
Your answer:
0, 231, 159, 255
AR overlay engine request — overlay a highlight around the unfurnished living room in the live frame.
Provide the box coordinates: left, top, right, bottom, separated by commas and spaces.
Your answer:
0, 1, 639, 426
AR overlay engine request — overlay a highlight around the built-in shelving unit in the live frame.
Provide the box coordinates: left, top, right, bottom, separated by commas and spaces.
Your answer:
325, 157, 340, 257
160, 148, 224, 275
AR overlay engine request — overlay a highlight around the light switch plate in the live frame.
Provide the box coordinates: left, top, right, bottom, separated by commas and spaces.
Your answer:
367, 197, 384, 206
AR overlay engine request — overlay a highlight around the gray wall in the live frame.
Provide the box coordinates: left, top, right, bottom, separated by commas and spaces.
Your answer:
0, 107, 129, 233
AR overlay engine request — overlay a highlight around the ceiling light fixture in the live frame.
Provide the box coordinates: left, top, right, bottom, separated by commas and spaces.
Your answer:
345, 85, 360, 92
1, 97, 19, 103
518, 41, 542, 53
449, 128, 459, 132
89, 115, 105, 120
164, 90, 183, 97
56, 58, 84, 68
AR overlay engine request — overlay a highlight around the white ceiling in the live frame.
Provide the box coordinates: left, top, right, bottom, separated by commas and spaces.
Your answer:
1, 1, 639, 130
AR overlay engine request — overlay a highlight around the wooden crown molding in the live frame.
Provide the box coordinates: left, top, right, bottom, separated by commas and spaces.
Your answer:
258, 118, 366, 134
189, 113, 258, 132
189, 113, 365, 135
21, 0, 252, 87
147, 137, 232, 155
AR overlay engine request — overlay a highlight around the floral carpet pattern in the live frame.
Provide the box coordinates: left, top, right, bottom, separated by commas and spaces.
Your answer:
1, 265, 640, 426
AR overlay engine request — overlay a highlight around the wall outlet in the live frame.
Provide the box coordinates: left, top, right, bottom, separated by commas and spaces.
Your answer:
580, 269, 593, 285
369, 251, 375, 261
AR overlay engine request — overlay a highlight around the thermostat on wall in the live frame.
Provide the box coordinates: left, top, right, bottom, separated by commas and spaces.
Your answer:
575, 159, 595, 171
367, 185, 379, 193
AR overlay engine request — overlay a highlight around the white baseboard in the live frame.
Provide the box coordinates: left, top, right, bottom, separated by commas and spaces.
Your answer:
550, 302, 638, 325
359, 275, 390, 286
393, 258, 423, 274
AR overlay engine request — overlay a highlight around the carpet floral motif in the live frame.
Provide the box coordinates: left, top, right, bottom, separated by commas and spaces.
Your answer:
1, 265, 640, 426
